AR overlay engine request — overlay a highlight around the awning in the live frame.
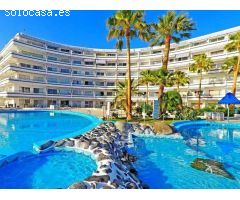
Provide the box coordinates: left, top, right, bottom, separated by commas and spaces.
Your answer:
96, 60, 106, 64
84, 59, 95, 62
175, 53, 190, 58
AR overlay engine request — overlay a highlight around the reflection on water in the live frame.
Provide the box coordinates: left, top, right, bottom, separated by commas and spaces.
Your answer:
0, 111, 94, 156
131, 122, 240, 188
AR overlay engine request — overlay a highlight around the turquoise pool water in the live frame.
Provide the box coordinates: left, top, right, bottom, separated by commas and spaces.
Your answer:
0, 150, 97, 189
131, 121, 240, 189
0, 111, 101, 157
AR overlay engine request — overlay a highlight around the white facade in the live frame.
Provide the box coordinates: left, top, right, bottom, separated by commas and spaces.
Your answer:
0, 26, 240, 108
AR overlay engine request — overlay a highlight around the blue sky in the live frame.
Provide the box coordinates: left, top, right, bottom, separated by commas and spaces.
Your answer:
0, 10, 240, 49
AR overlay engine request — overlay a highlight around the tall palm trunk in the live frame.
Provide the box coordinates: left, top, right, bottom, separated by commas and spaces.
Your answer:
126, 34, 132, 120
158, 84, 164, 113
146, 83, 149, 105
198, 72, 203, 110
232, 53, 240, 95
162, 36, 171, 69
158, 36, 171, 114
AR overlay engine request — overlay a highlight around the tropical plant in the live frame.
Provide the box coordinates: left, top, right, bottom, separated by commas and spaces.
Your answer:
113, 79, 139, 113
149, 11, 195, 102
222, 56, 239, 95
223, 31, 240, 95
135, 103, 153, 117
175, 107, 200, 120
189, 54, 214, 110
107, 10, 150, 120
162, 90, 183, 113
150, 68, 173, 105
139, 69, 154, 104
171, 70, 190, 92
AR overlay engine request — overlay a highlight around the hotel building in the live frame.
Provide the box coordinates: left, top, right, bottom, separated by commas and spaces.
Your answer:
0, 26, 240, 109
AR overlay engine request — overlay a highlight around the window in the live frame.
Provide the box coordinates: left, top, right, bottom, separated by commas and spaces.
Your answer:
73, 60, 81, 65
33, 65, 44, 70
107, 63, 116, 66
72, 50, 82, 55
60, 58, 70, 63
85, 101, 93, 108
95, 81, 105, 86
107, 82, 115, 86
107, 53, 116, 57
47, 77, 58, 83
59, 78, 70, 84
33, 88, 43, 93
59, 89, 71, 95
48, 89, 58, 94
193, 40, 207, 46
209, 36, 225, 43
85, 71, 94, 76
47, 56, 57, 61
118, 63, 127, 66
118, 72, 126, 76
20, 63, 31, 68
106, 72, 115, 76
72, 90, 81, 95
84, 81, 93, 86
152, 50, 162, 54
47, 66, 58, 72
85, 62, 94, 65
47, 46, 58, 51
73, 70, 82, 75
60, 48, 70, 53
107, 92, 113, 96
96, 91, 104, 96
21, 87, 30, 93
33, 76, 44, 82
177, 57, 189, 61
72, 80, 81, 85
84, 91, 93, 96
60, 68, 71, 74
96, 72, 105, 76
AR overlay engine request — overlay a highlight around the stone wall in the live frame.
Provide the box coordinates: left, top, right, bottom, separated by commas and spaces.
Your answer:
37, 122, 143, 189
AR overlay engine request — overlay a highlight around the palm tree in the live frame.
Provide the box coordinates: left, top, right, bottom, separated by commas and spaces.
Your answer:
162, 90, 183, 113
189, 54, 214, 109
107, 10, 149, 120
149, 11, 195, 102
150, 68, 173, 113
222, 56, 239, 95
224, 31, 240, 95
171, 70, 190, 92
113, 79, 139, 113
139, 70, 154, 104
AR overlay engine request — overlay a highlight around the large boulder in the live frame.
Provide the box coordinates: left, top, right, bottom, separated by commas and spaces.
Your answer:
153, 122, 173, 135
69, 182, 88, 189
86, 175, 110, 183
38, 140, 55, 151
191, 158, 235, 180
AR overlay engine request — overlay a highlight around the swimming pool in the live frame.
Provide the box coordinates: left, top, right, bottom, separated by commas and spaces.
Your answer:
0, 149, 97, 189
0, 110, 101, 157
130, 121, 240, 189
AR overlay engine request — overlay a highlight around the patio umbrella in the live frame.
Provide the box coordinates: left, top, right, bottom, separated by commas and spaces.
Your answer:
218, 92, 240, 121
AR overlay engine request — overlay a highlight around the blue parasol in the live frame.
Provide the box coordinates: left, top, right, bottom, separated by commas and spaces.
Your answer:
218, 92, 240, 121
